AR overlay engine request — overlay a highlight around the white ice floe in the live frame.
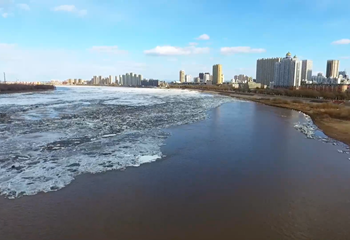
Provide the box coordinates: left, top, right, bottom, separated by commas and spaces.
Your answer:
0, 87, 233, 199
294, 112, 349, 156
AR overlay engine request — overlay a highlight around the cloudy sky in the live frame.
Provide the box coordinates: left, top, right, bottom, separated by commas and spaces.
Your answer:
0, 0, 349, 82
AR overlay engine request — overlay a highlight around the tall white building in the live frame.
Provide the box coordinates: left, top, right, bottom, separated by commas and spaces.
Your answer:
126, 73, 130, 86
108, 75, 112, 85
301, 60, 313, 81
274, 52, 302, 88
185, 75, 192, 83
204, 73, 210, 83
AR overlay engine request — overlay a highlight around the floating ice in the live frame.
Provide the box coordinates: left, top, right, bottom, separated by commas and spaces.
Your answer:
0, 87, 233, 199
294, 112, 349, 156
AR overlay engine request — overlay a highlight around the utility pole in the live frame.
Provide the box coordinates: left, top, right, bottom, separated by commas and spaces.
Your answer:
3, 72, 6, 83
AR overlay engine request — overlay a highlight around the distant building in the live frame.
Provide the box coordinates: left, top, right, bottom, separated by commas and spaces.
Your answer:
194, 77, 200, 83
339, 70, 348, 79
185, 75, 192, 82
141, 79, 160, 87
122, 75, 126, 85
199, 73, 204, 81
179, 70, 185, 83
256, 57, 281, 86
212, 64, 223, 84
273, 52, 302, 88
204, 73, 210, 83
326, 60, 340, 78
108, 75, 112, 85
301, 60, 313, 81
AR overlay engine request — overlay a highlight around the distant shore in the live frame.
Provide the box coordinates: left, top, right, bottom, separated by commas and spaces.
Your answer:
0, 84, 55, 94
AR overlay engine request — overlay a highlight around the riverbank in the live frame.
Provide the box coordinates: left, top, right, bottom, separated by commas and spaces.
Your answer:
0, 84, 55, 94
218, 92, 350, 146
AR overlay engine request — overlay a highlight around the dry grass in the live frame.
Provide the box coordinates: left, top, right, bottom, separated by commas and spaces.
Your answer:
270, 98, 289, 104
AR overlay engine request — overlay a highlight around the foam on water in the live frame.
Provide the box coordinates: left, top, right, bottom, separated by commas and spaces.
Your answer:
0, 87, 232, 199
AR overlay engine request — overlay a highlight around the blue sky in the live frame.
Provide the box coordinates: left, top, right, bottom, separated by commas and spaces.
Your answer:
0, 0, 349, 82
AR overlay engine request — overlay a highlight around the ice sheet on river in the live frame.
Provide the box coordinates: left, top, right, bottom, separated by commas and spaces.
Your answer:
0, 87, 232, 199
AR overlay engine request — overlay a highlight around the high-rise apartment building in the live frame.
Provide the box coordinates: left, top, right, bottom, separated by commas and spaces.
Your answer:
212, 64, 223, 84
199, 73, 204, 81
326, 60, 340, 78
204, 73, 210, 83
273, 52, 302, 88
301, 60, 313, 81
93, 76, 98, 85
179, 70, 185, 83
138, 74, 142, 86
256, 57, 281, 86
126, 73, 130, 86
185, 75, 192, 82
122, 75, 126, 85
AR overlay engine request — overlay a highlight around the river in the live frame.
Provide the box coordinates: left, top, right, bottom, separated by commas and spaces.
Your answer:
0, 86, 349, 240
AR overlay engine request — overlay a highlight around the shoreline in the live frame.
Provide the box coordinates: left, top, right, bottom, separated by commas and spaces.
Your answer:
218, 91, 350, 146
0, 89, 55, 95
0, 84, 55, 95
181, 88, 350, 146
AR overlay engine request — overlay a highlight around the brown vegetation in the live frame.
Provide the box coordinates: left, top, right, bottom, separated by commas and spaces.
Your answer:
169, 84, 350, 100
0, 84, 55, 94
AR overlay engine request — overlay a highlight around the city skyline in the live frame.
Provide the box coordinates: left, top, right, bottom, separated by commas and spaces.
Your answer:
0, 0, 350, 82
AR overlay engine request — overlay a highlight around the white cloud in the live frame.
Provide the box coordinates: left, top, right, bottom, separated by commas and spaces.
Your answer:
189, 42, 198, 46
220, 46, 266, 55
332, 39, 350, 45
89, 46, 128, 54
2, 12, 8, 18
196, 34, 210, 40
54, 5, 75, 12
144, 45, 210, 56
53, 5, 87, 16
17, 3, 30, 11
340, 56, 349, 59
